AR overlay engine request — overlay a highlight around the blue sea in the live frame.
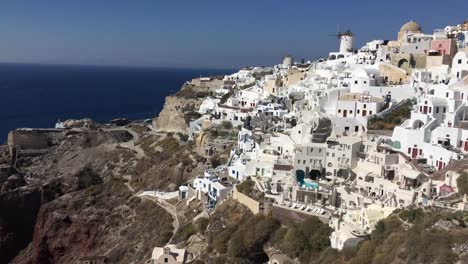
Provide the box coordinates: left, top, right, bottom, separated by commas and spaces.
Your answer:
0, 63, 233, 142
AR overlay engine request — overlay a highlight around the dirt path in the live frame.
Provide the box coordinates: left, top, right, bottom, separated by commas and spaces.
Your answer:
104, 127, 146, 158
139, 195, 180, 245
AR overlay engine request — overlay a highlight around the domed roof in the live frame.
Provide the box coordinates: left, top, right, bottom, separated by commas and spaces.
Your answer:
400, 21, 422, 32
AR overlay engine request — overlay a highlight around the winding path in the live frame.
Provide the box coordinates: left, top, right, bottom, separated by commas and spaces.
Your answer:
138, 195, 180, 245
109, 126, 181, 245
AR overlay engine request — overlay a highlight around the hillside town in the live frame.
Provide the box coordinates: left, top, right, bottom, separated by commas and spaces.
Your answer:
2, 19, 468, 264
158, 19, 468, 256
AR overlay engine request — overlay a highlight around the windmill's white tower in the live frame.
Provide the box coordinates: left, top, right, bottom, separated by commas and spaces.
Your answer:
282, 55, 294, 67
339, 31, 354, 53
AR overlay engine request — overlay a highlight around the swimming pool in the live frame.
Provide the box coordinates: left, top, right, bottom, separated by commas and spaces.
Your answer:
298, 179, 318, 189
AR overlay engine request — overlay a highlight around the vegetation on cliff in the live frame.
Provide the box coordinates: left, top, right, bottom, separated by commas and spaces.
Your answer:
368, 100, 413, 130
457, 172, 468, 195
193, 201, 468, 264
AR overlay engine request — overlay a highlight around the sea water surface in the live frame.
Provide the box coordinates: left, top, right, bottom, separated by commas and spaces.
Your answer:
0, 63, 234, 142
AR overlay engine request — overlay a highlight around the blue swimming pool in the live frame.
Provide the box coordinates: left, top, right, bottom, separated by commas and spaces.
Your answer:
298, 179, 318, 189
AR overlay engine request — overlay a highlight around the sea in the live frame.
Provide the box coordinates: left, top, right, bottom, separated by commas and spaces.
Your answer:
0, 63, 234, 143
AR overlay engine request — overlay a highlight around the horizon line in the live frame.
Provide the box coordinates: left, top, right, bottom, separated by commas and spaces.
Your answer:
0, 61, 239, 71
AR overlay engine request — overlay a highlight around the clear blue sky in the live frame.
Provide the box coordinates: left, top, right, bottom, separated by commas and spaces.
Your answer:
0, 0, 467, 69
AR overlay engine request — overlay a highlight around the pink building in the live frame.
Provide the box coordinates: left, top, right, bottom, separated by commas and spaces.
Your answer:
431, 39, 458, 56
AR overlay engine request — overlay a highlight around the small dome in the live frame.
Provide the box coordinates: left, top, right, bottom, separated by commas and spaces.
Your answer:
400, 21, 422, 32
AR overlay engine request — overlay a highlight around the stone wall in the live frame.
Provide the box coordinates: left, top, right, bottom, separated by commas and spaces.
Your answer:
271, 205, 329, 225
232, 187, 260, 214
7, 130, 50, 150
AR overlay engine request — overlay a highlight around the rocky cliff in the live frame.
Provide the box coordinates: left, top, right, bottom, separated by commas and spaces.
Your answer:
153, 83, 210, 134
153, 95, 200, 134
0, 119, 205, 263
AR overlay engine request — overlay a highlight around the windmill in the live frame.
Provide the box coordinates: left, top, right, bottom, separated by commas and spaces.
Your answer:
329, 29, 355, 53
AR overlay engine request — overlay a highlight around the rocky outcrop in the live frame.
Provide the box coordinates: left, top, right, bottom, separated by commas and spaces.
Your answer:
63, 118, 98, 129
153, 96, 201, 134
0, 122, 205, 263
13, 180, 174, 264
0, 188, 43, 263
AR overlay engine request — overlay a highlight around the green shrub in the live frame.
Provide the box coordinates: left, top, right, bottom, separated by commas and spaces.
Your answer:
399, 208, 424, 223
177, 133, 189, 142
222, 121, 233, 129
210, 154, 222, 168
236, 177, 254, 195
275, 216, 332, 260
195, 217, 209, 234
457, 172, 468, 195
173, 223, 196, 243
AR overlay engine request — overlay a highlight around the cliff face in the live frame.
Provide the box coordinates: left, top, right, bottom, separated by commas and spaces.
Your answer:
153, 82, 212, 134
0, 188, 43, 263
153, 95, 201, 134
0, 121, 203, 263
13, 180, 173, 264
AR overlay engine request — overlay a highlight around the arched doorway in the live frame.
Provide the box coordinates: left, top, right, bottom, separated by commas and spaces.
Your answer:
412, 120, 425, 129
296, 170, 305, 184
397, 59, 410, 70
309, 169, 322, 180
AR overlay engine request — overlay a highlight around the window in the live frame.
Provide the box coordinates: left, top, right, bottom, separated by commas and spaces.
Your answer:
369, 111, 373, 115
355, 80, 358, 84
363, 104, 367, 109
164, 258, 169, 263
446, 92, 449, 98
338, 109, 341, 113
459, 59, 462, 64
436, 107, 439, 113
357, 109, 360, 114
443, 107, 446, 113
350, 110, 353, 114
364, 81, 367, 84
355, 126, 359, 132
